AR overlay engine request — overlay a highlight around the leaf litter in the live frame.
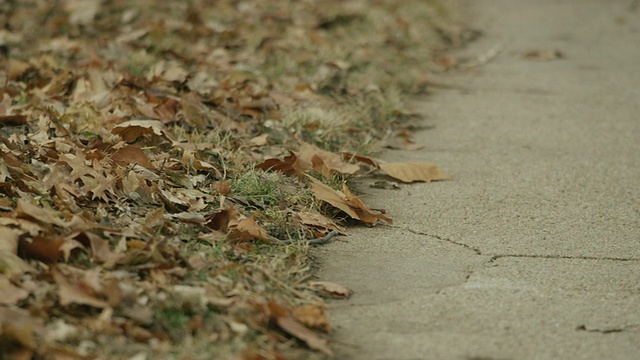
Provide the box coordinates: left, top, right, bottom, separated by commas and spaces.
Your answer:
0, 0, 459, 358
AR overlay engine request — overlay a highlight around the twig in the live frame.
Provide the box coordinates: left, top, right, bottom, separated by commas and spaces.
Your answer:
460, 44, 503, 70
267, 230, 339, 246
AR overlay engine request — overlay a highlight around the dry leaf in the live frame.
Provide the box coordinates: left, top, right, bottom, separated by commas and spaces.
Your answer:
111, 119, 176, 143
0, 114, 28, 125
523, 49, 563, 61
228, 217, 269, 243
385, 130, 425, 150
296, 211, 347, 234
111, 145, 156, 169
309, 281, 352, 299
292, 305, 331, 333
267, 302, 332, 356
298, 142, 359, 176
21, 235, 66, 263
0, 275, 29, 305
0, 307, 45, 349
342, 152, 380, 169
379, 162, 451, 183
257, 152, 309, 179
53, 268, 110, 308
307, 176, 391, 225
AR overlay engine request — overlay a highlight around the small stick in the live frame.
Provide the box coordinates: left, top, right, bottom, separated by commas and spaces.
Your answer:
268, 230, 339, 246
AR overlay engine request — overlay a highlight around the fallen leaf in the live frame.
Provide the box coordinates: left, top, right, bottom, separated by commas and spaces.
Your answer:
309, 281, 353, 299
379, 162, 451, 183
20, 235, 66, 263
0, 307, 45, 350
523, 49, 563, 61
15, 199, 66, 228
53, 268, 110, 308
0, 114, 28, 125
257, 152, 308, 179
111, 119, 176, 144
342, 152, 380, 169
298, 142, 359, 176
267, 302, 332, 356
111, 145, 156, 169
296, 211, 347, 234
0, 274, 29, 305
386, 130, 425, 150
292, 305, 331, 333
307, 176, 391, 225
228, 217, 269, 243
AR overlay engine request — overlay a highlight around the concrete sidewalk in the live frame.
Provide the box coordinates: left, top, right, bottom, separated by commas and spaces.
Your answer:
315, 0, 640, 359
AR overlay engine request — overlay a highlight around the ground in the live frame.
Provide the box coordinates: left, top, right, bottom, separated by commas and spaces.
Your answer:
0, 1, 459, 359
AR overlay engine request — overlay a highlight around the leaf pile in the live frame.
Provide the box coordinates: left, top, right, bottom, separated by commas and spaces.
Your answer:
0, 0, 453, 358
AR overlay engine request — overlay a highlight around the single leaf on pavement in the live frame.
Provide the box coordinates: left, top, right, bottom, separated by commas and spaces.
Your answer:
379, 162, 451, 183
307, 176, 391, 225
309, 281, 353, 299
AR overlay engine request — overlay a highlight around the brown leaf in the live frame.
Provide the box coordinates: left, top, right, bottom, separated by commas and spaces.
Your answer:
0, 114, 27, 126
307, 176, 391, 225
385, 130, 425, 150
206, 207, 238, 233
296, 211, 347, 235
299, 142, 359, 176
15, 199, 66, 228
342, 183, 393, 224
257, 152, 308, 179
53, 268, 110, 308
342, 152, 380, 169
20, 235, 66, 263
292, 305, 331, 333
309, 281, 352, 299
111, 119, 176, 144
111, 145, 156, 169
267, 302, 332, 356
228, 217, 269, 243
0, 307, 45, 349
379, 162, 451, 183
0, 274, 29, 305
523, 49, 563, 61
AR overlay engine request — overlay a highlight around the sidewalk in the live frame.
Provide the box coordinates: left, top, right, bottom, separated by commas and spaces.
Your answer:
316, 0, 640, 359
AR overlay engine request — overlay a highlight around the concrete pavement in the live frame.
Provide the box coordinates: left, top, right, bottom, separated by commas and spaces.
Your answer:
315, 0, 640, 359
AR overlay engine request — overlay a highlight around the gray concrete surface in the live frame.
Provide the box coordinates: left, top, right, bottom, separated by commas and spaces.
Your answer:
315, 0, 640, 359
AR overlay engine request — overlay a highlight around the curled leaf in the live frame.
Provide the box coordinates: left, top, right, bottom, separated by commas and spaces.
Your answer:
379, 162, 451, 183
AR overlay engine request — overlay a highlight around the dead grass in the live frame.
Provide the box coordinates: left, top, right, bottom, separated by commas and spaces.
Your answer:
0, 0, 456, 358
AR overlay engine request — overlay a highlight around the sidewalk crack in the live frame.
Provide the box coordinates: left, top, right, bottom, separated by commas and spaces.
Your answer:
398, 226, 482, 255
